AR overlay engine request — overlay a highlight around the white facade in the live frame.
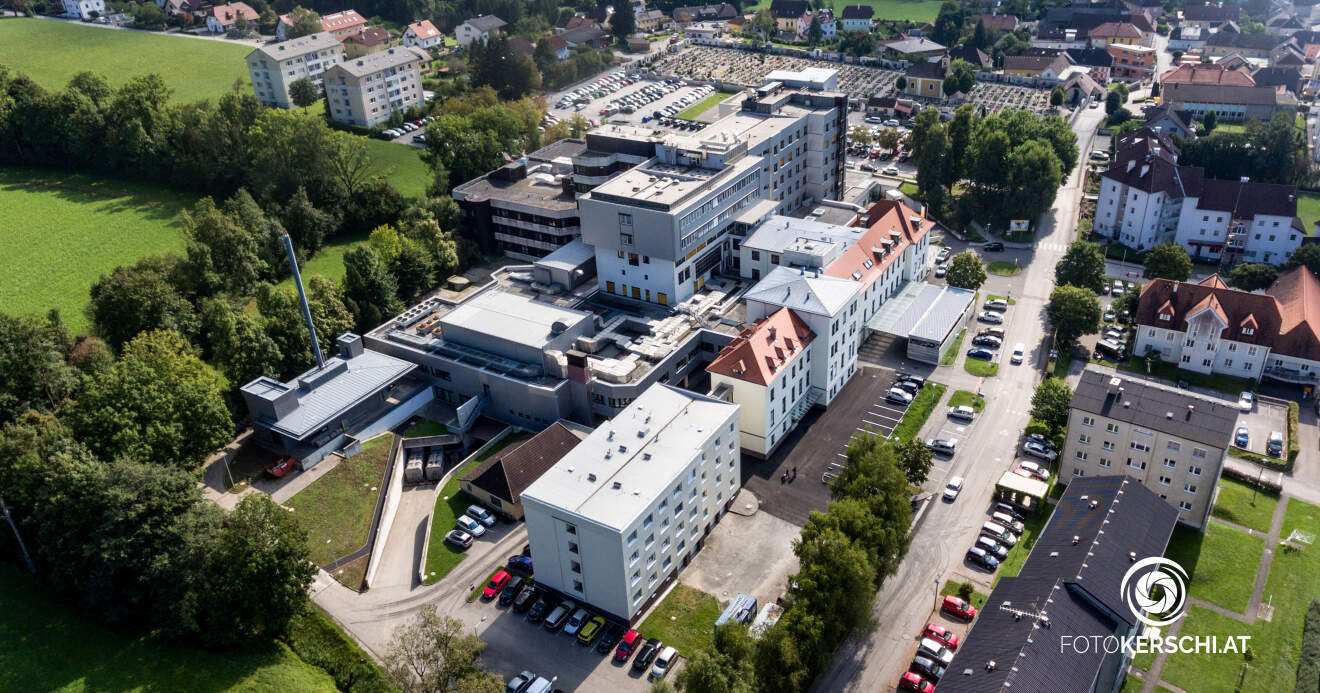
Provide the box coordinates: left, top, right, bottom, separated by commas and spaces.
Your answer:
1134, 319, 1270, 380
520, 384, 741, 621
455, 16, 505, 46
402, 21, 443, 49
1094, 178, 1181, 250
246, 33, 344, 109
62, 0, 103, 18
1174, 198, 1303, 265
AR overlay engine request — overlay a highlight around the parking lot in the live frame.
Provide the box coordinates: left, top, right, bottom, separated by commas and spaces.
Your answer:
1236, 397, 1290, 457
546, 69, 723, 130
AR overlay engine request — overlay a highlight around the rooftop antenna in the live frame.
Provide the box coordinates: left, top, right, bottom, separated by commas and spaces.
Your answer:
282, 233, 325, 369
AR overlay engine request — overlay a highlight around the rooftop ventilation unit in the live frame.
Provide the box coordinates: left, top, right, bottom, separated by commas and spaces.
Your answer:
587, 473, 597, 482
612, 481, 622, 489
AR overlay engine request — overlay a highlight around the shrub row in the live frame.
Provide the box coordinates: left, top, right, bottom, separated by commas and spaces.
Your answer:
1294, 599, 1320, 693
1288, 401, 1301, 464
1221, 463, 1285, 494
283, 607, 390, 693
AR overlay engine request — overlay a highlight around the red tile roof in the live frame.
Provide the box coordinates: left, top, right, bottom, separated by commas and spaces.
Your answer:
209, 2, 258, 26
321, 9, 366, 31
821, 200, 931, 290
1269, 267, 1320, 360
1160, 63, 1255, 86
706, 307, 815, 386
1092, 21, 1143, 39
407, 19, 440, 39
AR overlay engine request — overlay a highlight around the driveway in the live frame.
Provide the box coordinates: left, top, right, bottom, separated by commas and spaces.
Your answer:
679, 498, 800, 608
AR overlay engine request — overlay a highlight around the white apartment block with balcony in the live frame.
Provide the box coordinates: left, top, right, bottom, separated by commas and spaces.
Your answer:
1063, 369, 1236, 529
246, 32, 344, 109
520, 384, 740, 621
706, 307, 815, 456
323, 46, 427, 126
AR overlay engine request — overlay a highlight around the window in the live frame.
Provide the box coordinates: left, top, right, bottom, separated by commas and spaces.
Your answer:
1099, 457, 1111, 468
1079, 434, 1091, 444
1075, 450, 1089, 461
566, 524, 577, 535
1127, 458, 1146, 470
1130, 441, 1150, 453
632, 570, 641, 586
571, 560, 581, 574
1167, 441, 1181, 452
627, 530, 637, 545
569, 542, 579, 554
1184, 483, 1198, 494
573, 580, 584, 592
1073, 468, 1086, 477
1082, 416, 1095, 427
1158, 475, 1171, 486
1164, 458, 1176, 469
643, 514, 653, 530
1179, 501, 1193, 512
1189, 465, 1203, 476
1106, 423, 1119, 433
1192, 448, 1207, 459
1103, 441, 1115, 451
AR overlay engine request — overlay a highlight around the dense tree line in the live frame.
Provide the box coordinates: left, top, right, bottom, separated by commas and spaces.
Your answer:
1177, 113, 1308, 186
421, 88, 544, 194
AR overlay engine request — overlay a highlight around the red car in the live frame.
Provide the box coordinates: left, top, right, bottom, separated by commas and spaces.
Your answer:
481, 570, 510, 600
265, 456, 296, 478
614, 629, 641, 662
943, 595, 977, 621
924, 622, 959, 650
898, 671, 935, 692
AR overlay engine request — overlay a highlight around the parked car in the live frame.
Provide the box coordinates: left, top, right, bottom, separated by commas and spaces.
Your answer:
1103, 310, 1116, 322
966, 347, 995, 360
498, 575, 525, 606
505, 671, 537, 693
910, 655, 947, 682
934, 264, 947, 278
482, 570, 510, 600
895, 379, 920, 394
923, 623, 960, 650
578, 616, 605, 645
615, 629, 641, 662
994, 502, 1026, 522
948, 405, 975, 421
984, 299, 1008, 311
543, 599, 576, 631
1015, 460, 1050, 481
563, 607, 590, 636
1235, 426, 1250, 448
943, 476, 964, 501
1022, 441, 1058, 461
886, 387, 915, 404
1112, 279, 1125, 294
898, 374, 926, 388
983, 242, 1004, 251
972, 335, 1002, 348
883, 165, 900, 175
898, 671, 935, 693
966, 546, 1000, 570
513, 585, 539, 613
456, 515, 487, 537
926, 438, 958, 455
978, 311, 1004, 324
981, 521, 1018, 546
444, 529, 474, 549
508, 555, 533, 573
633, 639, 662, 672
596, 623, 625, 654
1267, 430, 1285, 456
265, 456, 296, 478
976, 536, 1009, 560
980, 326, 1005, 338
942, 595, 977, 620
466, 505, 496, 527
1238, 391, 1255, 412
936, 247, 951, 262
1023, 434, 1057, 453
991, 511, 1026, 534
919, 637, 955, 666
650, 646, 678, 680
860, 161, 877, 172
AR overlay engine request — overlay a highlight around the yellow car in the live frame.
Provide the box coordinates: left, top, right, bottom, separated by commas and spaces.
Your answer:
578, 615, 606, 645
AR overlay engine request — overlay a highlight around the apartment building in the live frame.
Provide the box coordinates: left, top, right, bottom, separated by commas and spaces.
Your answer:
707, 307, 815, 456
323, 46, 428, 126
1063, 368, 1237, 529
1133, 269, 1320, 386
246, 33, 344, 109
1108, 43, 1156, 81
520, 384, 740, 621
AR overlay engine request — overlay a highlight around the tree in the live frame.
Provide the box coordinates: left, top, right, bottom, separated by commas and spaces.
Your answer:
285, 6, 321, 38
839, 30, 874, 57
1143, 243, 1192, 281
384, 606, 503, 693
790, 524, 876, 646
88, 255, 197, 351
1054, 240, 1108, 294
1285, 244, 1320, 280
896, 437, 933, 486
1225, 263, 1277, 292
1030, 377, 1072, 434
1046, 285, 1102, 346
675, 625, 758, 693
751, 9, 775, 39
343, 245, 404, 332
1050, 86, 1064, 107
971, 18, 988, 48
930, 0, 963, 46
288, 77, 320, 110
1104, 89, 1122, 115
829, 433, 912, 580
0, 310, 79, 425
181, 192, 275, 297
1202, 108, 1218, 133
255, 276, 353, 377
198, 298, 283, 385
610, 0, 635, 40
66, 329, 231, 469
910, 108, 949, 205
807, 13, 822, 45
895, 75, 907, 92
945, 251, 987, 290
282, 186, 338, 256
1007, 140, 1063, 220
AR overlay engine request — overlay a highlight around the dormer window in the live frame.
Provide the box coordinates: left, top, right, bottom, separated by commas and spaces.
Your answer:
1159, 313, 1171, 321
1243, 327, 1254, 335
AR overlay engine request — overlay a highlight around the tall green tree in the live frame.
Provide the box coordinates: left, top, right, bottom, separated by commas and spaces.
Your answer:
0, 310, 80, 425
1143, 243, 1192, 281
789, 524, 875, 648
288, 77, 320, 110
88, 255, 197, 351
1227, 263, 1278, 291
945, 251, 987, 290
66, 329, 231, 469
383, 606, 503, 693
1285, 244, 1320, 279
181, 192, 276, 296
808, 13, 823, 44
1030, 377, 1073, 434
896, 437, 934, 486
282, 185, 338, 256
1054, 240, 1108, 293
1050, 86, 1064, 107
343, 245, 404, 332
610, 0, 635, 39
1046, 285, 1102, 345
830, 433, 912, 579
198, 298, 283, 385
255, 276, 354, 377
285, 6, 322, 38
1202, 108, 1217, 133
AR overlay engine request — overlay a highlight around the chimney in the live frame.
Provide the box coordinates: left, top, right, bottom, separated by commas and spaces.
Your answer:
282, 234, 325, 369
1173, 282, 1178, 293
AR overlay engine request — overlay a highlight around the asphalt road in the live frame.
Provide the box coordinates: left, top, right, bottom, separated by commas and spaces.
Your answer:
810, 104, 1109, 693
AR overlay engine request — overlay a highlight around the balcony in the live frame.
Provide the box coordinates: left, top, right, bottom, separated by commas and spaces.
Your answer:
1264, 366, 1319, 384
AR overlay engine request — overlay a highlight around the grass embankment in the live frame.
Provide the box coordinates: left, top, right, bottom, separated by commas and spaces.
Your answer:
0, 563, 337, 692
422, 432, 531, 584
986, 260, 1021, 276
1118, 355, 1254, 395
0, 19, 250, 103
947, 390, 984, 412
285, 434, 394, 587
1296, 191, 1320, 235
638, 583, 724, 657
1211, 477, 1279, 533
676, 91, 736, 120
0, 166, 192, 333
939, 329, 966, 366
891, 383, 947, 442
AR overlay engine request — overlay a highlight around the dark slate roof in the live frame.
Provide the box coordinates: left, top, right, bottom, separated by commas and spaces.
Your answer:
1142, 105, 1196, 137
939, 476, 1179, 692
949, 44, 992, 68
1183, 3, 1240, 22
1193, 178, 1300, 219
840, 3, 873, 19
1100, 127, 1190, 196
770, 0, 809, 18
1067, 46, 1115, 67
905, 59, 946, 79
460, 422, 586, 504
1070, 368, 1239, 449
464, 14, 506, 32
1207, 30, 1284, 51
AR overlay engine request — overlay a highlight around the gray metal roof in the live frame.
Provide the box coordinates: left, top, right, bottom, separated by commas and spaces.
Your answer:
910, 286, 975, 342
864, 279, 930, 335
440, 288, 593, 351
332, 46, 428, 77
1070, 367, 1239, 449
743, 266, 860, 317
865, 282, 973, 342
250, 31, 341, 61
534, 238, 595, 273
256, 350, 416, 440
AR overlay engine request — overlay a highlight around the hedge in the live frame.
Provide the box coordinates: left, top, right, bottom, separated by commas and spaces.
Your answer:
283, 607, 391, 693
1227, 445, 1294, 474
1295, 599, 1320, 693
1289, 401, 1300, 464
1221, 463, 1285, 494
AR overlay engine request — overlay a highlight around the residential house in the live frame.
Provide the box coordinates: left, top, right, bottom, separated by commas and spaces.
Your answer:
1174, 178, 1304, 265
1161, 81, 1296, 122
1205, 28, 1284, 59
1142, 104, 1197, 138
1252, 66, 1303, 96
459, 421, 591, 520
1271, 40, 1307, 69
559, 24, 610, 49
814, 8, 836, 39
247, 32, 344, 109
1090, 21, 1147, 47
770, 0, 810, 33
1181, 2, 1240, 29
456, 14, 506, 46
1168, 24, 1206, 51
1063, 70, 1105, 104
948, 44, 992, 69
979, 13, 1018, 37
686, 21, 725, 40
1108, 43, 1156, 81
61, 0, 104, 19
1002, 52, 1073, 79
839, 4, 873, 32
402, 20, 443, 50
636, 8, 667, 33
1268, 11, 1306, 35
672, 2, 737, 24
881, 35, 947, 59
323, 46, 428, 127
1093, 128, 1188, 250
520, 383, 742, 623
902, 58, 948, 99
277, 8, 366, 41
1134, 269, 1320, 387
205, 2, 257, 33
343, 27, 393, 58
1160, 62, 1254, 86
865, 94, 916, 119
540, 34, 570, 60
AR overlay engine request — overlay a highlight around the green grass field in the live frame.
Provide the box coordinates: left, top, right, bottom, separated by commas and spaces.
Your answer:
1296, 191, 1320, 235
404, 419, 450, 437
1211, 477, 1279, 533
993, 506, 1050, 583
0, 563, 336, 692
964, 358, 998, 377
890, 383, 946, 442
676, 91, 736, 120
939, 329, 965, 366
947, 390, 985, 412
0, 19, 251, 104
363, 138, 430, 199
0, 166, 192, 332
638, 583, 723, 657
986, 260, 1021, 276
746, 0, 942, 22
940, 580, 989, 610
1166, 522, 1264, 614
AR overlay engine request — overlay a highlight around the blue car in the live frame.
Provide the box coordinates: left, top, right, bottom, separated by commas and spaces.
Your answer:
1235, 426, 1249, 448
966, 348, 995, 361
508, 555, 533, 574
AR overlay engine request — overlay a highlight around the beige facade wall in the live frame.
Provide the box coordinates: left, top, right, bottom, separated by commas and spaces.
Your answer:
460, 480, 525, 520
248, 44, 343, 109
325, 51, 425, 126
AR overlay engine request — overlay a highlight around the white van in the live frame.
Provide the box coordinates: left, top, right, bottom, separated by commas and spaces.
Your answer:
948, 405, 976, 421
1011, 342, 1026, 365
992, 512, 1026, 535
981, 521, 1017, 546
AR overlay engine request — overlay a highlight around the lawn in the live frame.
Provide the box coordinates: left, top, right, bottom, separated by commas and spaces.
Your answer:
1296, 191, 1320, 235
404, 419, 450, 437
676, 91, 736, 120
745, 0, 942, 21
362, 138, 430, 199
986, 260, 1021, 276
899, 182, 920, 198
1118, 355, 1254, 396
1164, 522, 1264, 614
986, 293, 1017, 305
964, 358, 998, 377
0, 19, 251, 104
285, 434, 393, 585
940, 580, 989, 610
992, 504, 1051, 583
638, 583, 723, 657
890, 383, 947, 442
0, 166, 192, 333
0, 564, 336, 692
939, 329, 966, 366
422, 432, 531, 584
947, 389, 985, 412
1211, 477, 1279, 534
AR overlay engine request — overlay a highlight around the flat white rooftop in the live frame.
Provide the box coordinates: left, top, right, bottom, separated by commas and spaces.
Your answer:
440, 289, 592, 351
520, 384, 738, 530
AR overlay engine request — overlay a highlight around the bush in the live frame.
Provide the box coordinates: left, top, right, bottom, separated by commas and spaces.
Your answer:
283, 608, 390, 693
958, 582, 974, 601
1221, 463, 1285, 493
1289, 401, 1300, 463
1295, 599, 1320, 693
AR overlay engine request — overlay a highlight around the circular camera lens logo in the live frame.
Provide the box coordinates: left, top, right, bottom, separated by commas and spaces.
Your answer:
1120, 557, 1188, 627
